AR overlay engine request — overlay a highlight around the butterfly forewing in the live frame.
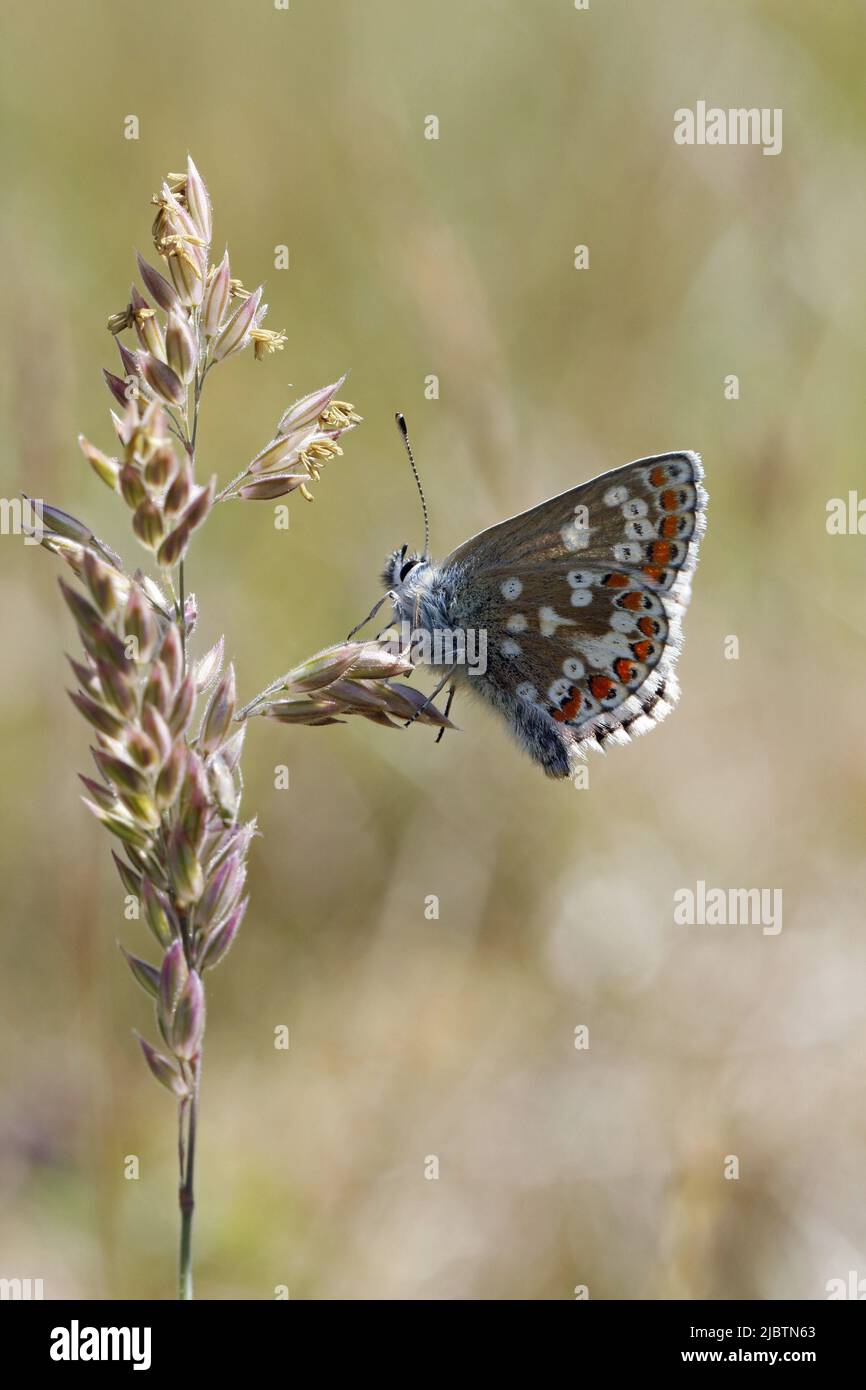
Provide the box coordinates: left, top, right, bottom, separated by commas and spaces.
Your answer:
441, 452, 707, 764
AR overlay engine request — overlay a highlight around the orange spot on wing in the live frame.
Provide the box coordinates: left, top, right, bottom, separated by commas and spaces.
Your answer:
553, 689, 583, 722
638, 616, 657, 636
642, 566, 663, 582
660, 488, 679, 511
661, 515, 679, 537
590, 675, 615, 699
603, 572, 630, 588
620, 591, 643, 611
614, 658, 634, 683
563, 691, 583, 720
632, 640, 652, 661
651, 540, 671, 564
650, 464, 668, 487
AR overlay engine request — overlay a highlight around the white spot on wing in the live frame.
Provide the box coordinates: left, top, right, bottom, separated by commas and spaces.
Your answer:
500, 577, 522, 600
622, 498, 648, 519
506, 612, 528, 633
575, 634, 628, 667
604, 485, 629, 506
626, 519, 657, 540
548, 678, 572, 705
561, 521, 593, 552
538, 605, 575, 637
614, 543, 644, 564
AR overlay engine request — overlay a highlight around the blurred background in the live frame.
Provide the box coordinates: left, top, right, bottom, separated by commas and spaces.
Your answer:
1, 0, 864, 1300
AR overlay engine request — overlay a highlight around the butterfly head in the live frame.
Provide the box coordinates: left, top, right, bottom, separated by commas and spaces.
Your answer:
383, 416, 432, 599
382, 542, 424, 591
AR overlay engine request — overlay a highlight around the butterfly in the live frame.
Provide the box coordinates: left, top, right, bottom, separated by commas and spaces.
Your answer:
359, 418, 707, 779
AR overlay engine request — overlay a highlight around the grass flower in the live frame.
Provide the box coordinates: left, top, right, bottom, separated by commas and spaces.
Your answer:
30, 155, 448, 1299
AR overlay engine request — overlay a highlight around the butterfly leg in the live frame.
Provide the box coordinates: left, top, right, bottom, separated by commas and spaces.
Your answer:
404, 664, 458, 729
346, 592, 395, 642
435, 682, 457, 743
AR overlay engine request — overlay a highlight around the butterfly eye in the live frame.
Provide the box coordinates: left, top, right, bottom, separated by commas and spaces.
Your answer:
399, 559, 417, 583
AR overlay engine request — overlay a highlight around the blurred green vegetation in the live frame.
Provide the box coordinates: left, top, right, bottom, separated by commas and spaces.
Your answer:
1, 0, 865, 1298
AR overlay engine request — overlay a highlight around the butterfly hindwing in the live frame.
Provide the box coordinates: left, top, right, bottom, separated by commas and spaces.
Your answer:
440, 452, 707, 774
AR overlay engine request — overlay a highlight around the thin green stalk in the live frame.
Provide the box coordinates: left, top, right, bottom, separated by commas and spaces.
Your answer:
176, 317, 205, 1299
177, 1065, 199, 1300
178, 559, 186, 673
215, 463, 250, 503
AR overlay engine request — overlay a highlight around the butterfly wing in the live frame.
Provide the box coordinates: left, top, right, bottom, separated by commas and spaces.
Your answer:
440, 452, 707, 777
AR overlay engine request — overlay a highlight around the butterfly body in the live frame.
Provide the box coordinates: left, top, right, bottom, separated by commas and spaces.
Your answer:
382, 450, 707, 779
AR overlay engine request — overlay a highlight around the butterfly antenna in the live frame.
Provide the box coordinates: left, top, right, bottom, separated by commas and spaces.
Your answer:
395, 412, 430, 560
